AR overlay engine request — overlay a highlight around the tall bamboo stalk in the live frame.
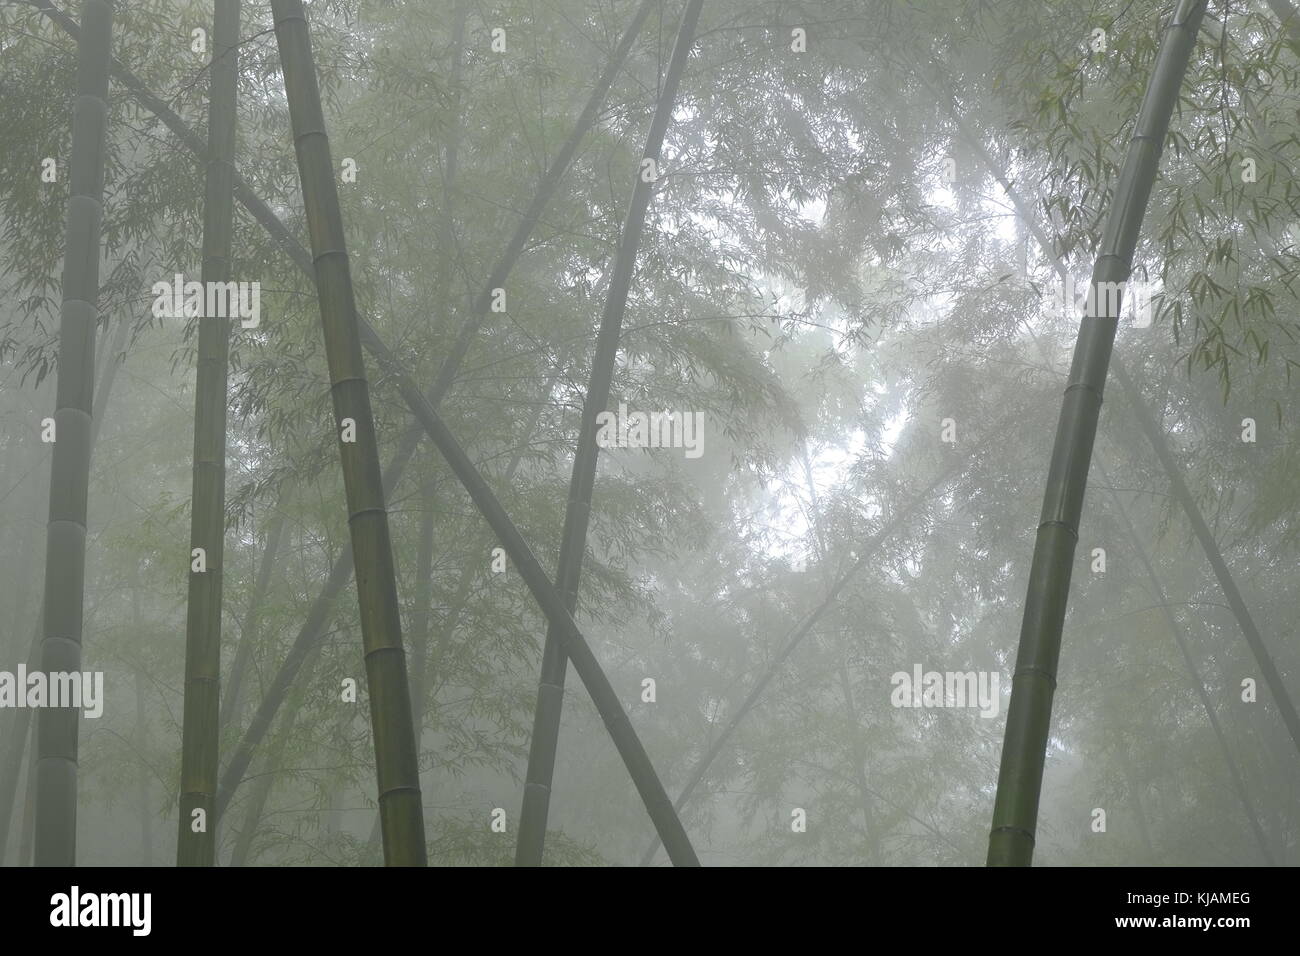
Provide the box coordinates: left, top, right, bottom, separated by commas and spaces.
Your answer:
33, 0, 113, 867
177, 0, 240, 867
0, 301, 130, 864
946, 100, 1281, 863
210, 0, 653, 811
987, 0, 1209, 867
270, 0, 425, 866
216, 429, 417, 819
946, 108, 1279, 865
517, 0, 704, 867
366, 372, 559, 859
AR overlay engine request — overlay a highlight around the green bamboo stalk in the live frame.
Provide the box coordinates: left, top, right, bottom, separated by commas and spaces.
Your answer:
0, 298, 130, 864
517, 0, 704, 867
33, 0, 113, 867
228, 658, 315, 866
951, 108, 1284, 863
177, 0, 240, 868
270, 0, 425, 866
215, 427, 418, 820
411, 371, 700, 865
366, 372, 560, 860
131, 566, 154, 866
407, 479, 437, 736
39, 0, 693, 863
210, 0, 654, 813
946, 97, 1282, 864
987, 0, 1209, 867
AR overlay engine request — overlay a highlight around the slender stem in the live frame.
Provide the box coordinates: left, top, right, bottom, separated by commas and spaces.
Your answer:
517, 0, 704, 868
178, 0, 240, 868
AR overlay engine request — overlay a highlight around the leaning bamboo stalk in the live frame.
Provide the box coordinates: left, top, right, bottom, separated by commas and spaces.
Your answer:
34, 0, 114, 867
270, 0, 425, 866
1109, 358, 1300, 755
412, 373, 700, 865
517, 0, 704, 867
219, 502, 288, 731
209, 0, 655, 812
227, 656, 315, 866
177, 0, 240, 868
1100, 457, 1274, 864
365, 372, 559, 859
945, 100, 1281, 864
987, 0, 1209, 867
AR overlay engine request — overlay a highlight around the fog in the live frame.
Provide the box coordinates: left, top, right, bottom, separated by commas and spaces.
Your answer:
0, 0, 1296, 867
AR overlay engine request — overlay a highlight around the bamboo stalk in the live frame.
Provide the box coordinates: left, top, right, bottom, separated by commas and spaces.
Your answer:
177, 0, 240, 868
945, 90, 1282, 866
219, 502, 288, 731
270, 0, 426, 866
209, 0, 655, 821
517, 0, 704, 868
33, 0, 113, 867
987, 0, 1209, 867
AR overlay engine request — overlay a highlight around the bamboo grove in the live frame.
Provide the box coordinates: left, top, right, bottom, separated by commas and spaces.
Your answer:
0, 0, 1298, 867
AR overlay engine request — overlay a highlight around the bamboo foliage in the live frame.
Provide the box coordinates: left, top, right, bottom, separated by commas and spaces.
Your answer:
177, 0, 240, 868
637, 460, 965, 865
517, 0, 705, 868
944, 99, 1300, 769
33, 0, 113, 868
269, 0, 426, 866
987, 0, 1210, 867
